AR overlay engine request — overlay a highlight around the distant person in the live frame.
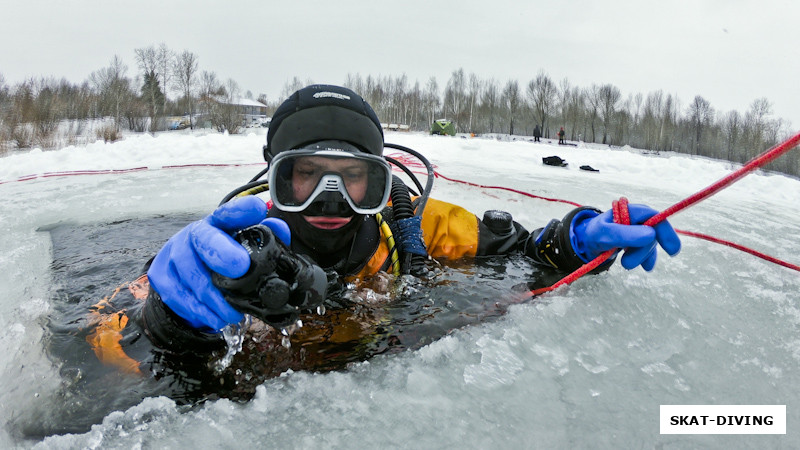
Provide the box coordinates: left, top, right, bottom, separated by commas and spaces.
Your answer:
558, 127, 566, 145
533, 125, 542, 142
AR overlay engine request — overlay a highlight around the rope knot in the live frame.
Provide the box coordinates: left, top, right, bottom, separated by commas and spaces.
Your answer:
612, 197, 631, 225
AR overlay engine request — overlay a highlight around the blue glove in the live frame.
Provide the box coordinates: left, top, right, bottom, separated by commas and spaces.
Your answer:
147, 196, 274, 331
571, 204, 681, 271
211, 223, 327, 329
260, 217, 291, 247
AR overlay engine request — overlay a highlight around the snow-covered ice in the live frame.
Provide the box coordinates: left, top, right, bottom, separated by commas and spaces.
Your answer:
1, 130, 799, 448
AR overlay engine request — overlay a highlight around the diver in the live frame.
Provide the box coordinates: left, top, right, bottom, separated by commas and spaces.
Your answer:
96, 83, 681, 380
17, 84, 683, 437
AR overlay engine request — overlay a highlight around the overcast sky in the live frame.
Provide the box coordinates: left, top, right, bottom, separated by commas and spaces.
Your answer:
2, 0, 799, 127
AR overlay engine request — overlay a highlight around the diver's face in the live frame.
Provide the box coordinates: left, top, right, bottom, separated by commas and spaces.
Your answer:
291, 156, 369, 204
291, 156, 369, 229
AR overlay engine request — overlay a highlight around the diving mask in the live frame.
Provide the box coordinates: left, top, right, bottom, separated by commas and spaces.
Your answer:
268, 148, 391, 215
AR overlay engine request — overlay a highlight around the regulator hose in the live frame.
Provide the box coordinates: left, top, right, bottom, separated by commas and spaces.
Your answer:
384, 155, 423, 195
390, 175, 415, 219
390, 175, 428, 275
384, 143, 435, 217
218, 179, 270, 206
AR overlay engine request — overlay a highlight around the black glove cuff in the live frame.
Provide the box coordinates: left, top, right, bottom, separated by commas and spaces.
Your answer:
139, 287, 225, 352
527, 206, 615, 274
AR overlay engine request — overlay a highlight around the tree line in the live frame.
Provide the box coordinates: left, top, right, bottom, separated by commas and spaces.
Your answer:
344, 69, 797, 177
0, 43, 257, 150
1, 47, 797, 177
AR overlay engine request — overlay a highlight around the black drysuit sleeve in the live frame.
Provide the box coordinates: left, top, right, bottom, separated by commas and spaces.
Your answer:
476, 206, 615, 274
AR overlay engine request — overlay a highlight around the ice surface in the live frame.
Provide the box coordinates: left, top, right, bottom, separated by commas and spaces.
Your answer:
1, 130, 799, 448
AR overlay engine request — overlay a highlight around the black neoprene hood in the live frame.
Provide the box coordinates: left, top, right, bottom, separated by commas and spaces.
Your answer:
264, 84, 384, 161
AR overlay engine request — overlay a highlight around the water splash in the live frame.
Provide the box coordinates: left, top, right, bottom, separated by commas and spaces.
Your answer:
279, 319, 305, 349
214, 315, 251, 373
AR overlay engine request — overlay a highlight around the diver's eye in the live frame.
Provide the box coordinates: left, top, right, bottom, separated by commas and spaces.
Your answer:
342, 169, 366, 182
296, 168, 318, 178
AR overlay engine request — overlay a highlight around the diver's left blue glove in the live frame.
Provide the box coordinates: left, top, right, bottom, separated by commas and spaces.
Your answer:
571, 204, 681, 271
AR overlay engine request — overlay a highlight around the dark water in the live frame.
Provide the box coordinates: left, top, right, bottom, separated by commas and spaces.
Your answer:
15, 215, 564, 438
17, 215, 201, 438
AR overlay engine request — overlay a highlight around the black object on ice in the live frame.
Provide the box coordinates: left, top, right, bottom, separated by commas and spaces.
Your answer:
580, 165, 599, 172
542, 156, 568, 167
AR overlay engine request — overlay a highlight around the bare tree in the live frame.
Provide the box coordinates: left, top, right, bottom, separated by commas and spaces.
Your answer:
557, 78, 572, 138
615, 99, 632, 146
563, 83, 584, 141
0, 73, 8, 151
390, 73, 409, 125
281, 76, 311, 99
134, 47, 157, 73
344, 73, 365, 95
89, 55, 132, 133
625, 92, 643, 145
8, 77, 64, 147
423, 77, 440, 127
598, 84, 621, 144
721, 110, 742, 162
135, 45, 165, 131
663, 94, 680, 152
481, 78, 500, 133
364, 75, 386, 119
443, 68, 467, 132
527, 70, 557, 134
173, 50, 199, 129
641, 90, 664, 150
0, 73, 6, 121
687, 95, 714, 155
198, 70, 222, 118
584, 84, 602, 142
408, 80, 422, 130
501, 79, 521, 135
210, 78, 243, 134
743, 97, 772, 159
467, 73, 481, 133
640, 90, 678, 151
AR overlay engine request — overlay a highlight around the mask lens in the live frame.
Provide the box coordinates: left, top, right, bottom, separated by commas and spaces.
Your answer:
269, 150, 390, 214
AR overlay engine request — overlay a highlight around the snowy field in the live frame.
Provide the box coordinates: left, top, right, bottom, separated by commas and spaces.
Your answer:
1, 130, 799, 448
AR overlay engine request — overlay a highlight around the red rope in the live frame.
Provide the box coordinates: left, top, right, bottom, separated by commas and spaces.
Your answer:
525, 131, 800, 298
675, 229, 800, 272
433, 171, 583, 207
642, 132, 800, 227
0, 162, 266, 185
432, 153, 800, 275
613, 197, 631, 226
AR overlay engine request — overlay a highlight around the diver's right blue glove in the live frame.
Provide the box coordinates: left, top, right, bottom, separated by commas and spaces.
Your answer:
147, 196, 268, 331
211, 223, 328, 329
